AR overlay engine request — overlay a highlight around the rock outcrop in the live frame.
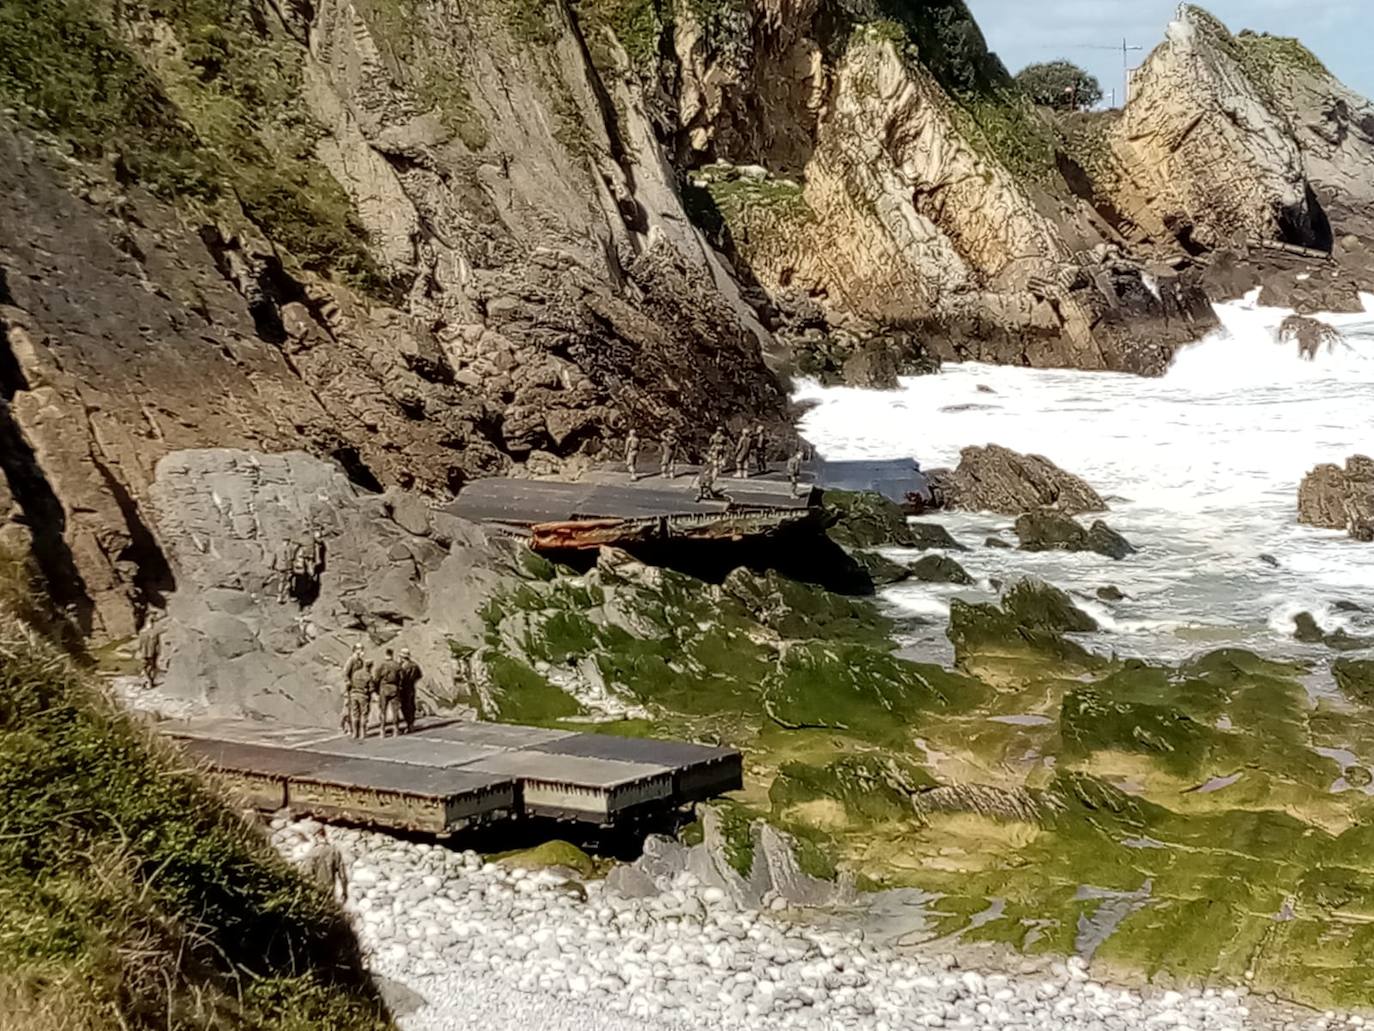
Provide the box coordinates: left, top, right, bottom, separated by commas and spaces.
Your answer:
146, 448, 516, 722
927, 446, 1106, 516
1014, 511, 1136, 561
1298, 456, 1374, 540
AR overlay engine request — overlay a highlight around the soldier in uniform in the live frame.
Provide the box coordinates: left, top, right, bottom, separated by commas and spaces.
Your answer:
345, 654, 375, 740
732, 428, 752, 478
301, 825, 348, 903
341, 642, 366, 735
695, 458, 722, 502
659, 426, 679, 479
752, 423, 768, 474
289, 536, 312, 604
374, 648, 403, 738
272, 538, 301, 604
137, 612, 162, 689
624, 429, 640, 480
309, 528, 327, 580
786, 449, 805, 496
397, 647, 422, 735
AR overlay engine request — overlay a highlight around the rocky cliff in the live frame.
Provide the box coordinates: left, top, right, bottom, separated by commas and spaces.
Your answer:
1, 0, 1372, 641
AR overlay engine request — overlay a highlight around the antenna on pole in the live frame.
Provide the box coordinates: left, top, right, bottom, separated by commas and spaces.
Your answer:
1043, 41, 1145, 108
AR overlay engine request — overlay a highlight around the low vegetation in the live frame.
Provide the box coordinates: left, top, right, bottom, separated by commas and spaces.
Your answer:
0, 610, 391, 1030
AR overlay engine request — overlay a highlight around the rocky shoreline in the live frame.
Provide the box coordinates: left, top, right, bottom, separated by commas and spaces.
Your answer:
273, 819, 1351, 1031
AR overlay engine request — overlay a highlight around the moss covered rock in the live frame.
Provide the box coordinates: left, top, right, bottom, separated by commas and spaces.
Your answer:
495, 840, 596, 878
909, 554, 974, 585
1334, 658, 1374, 704
1014, 510, 1135, 560
850, 550, 912, 586
1002, 578, 1098, 632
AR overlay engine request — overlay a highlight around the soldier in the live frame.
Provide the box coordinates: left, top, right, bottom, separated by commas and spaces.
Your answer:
374, 648, 403, 738
624, 429, 640, 480
695, 458, 722, 502
732, 428, 752, 478
752, 423, 768, 474
272, 538, 300, 604
309, 528, 327, 579
301, 825, 348, 903
659, 426, 679, 479
345, 655, 375, 740
397, 647, 422, 735
289, 535, 312, 604
786, 449, 804, 496
137, 612, 162, 689
341, 642, 367, 735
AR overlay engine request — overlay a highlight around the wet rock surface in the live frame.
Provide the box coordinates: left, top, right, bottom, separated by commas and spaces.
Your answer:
1015, 511, 1137, 560
1298, 455, 1374, 540
928, 446, 1106, 517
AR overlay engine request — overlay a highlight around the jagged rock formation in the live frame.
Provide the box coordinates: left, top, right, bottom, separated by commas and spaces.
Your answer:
1278, 313, 1346, 359
0, 0, 788, 638
1298, 455, 1374, 540
147, 448, 517, 722
927, 445, 1106, 516
1115, 8, 1374, 309
1014, 510, 1136, 560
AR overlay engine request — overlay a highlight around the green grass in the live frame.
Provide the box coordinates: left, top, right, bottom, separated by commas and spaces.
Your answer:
0, 615, 391, 1031
0, 0, 394, 296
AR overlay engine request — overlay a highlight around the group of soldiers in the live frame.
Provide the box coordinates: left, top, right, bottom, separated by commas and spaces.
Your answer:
271, 529, 328, 606
342, 642, 424, 739
623, 424, 806, 500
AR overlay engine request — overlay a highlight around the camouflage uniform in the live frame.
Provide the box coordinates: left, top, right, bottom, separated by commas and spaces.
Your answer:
374, 651, 403, 738
624, 430, 640, 479
346, 659, 375, 740
272, 540, 300, 604
659, 427, 679, 479
786, 450, 804, 496
397, 649, 422, 734
752, 423, 768, 474
732, 431, 752, 478
137, 616, 162, 689
302, 832, 348, 902
695, 459, 721, 502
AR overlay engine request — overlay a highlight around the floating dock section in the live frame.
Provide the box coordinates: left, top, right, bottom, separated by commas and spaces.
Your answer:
168, 717, 742, 835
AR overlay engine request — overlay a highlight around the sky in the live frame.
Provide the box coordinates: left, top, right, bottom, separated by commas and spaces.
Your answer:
964, 0, 1372, 106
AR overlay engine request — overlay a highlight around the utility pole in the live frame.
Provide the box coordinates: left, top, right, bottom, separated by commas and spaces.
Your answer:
1121, 38, 1143, 105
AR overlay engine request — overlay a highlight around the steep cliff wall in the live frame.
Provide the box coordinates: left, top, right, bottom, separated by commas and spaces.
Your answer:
0, 0, 787, 637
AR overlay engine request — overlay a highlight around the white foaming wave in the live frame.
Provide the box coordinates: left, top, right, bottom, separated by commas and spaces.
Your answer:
795, 293, 1374, 659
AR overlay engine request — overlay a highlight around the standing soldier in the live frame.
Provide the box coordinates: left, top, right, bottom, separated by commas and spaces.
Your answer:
289, 535, 312, 604
301, 825, 348, 903
345, 654, 374, 739
341, 642, 366, 735
752, 423, 768, 474
732, 428, 752, 479
660, 426, 679, 479
786, 449, 805, 497
374, 648, 403, 738
271, 538, 300, 604
137, 612, 163, 689
309, 528, 327, 580
624, 429, 640, 480
397, 647, 422, 735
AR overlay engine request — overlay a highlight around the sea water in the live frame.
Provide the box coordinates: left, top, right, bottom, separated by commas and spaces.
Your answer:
795, 291, 1374, 664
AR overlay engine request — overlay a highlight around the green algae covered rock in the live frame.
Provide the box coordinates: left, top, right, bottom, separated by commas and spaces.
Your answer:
851, 550, 912, 586
1060, 688, 1215, 776
721, 567, 894, 644
1001, 578, 1097, 632
909, 554, 974, 585
1334, 658, 1374, 704
1014, 510, 1136, 560
824, 491, 966, 551
494, 840, 597, 878
770, 755, 935, 825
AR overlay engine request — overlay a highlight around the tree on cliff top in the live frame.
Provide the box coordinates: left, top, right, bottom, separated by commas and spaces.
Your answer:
1015, 60, 1103, 110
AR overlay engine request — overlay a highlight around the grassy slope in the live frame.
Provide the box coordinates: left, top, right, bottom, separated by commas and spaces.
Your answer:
0, 590, 391, 1031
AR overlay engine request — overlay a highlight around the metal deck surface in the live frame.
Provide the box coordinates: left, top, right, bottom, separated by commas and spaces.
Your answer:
448, 468, 816, 527
164, 716, 741, 833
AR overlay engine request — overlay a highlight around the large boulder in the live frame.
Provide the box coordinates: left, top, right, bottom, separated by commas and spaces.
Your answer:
908, 555, 974, 586
147, 448, 515, 723
927, 446, 1105, 516
1298, 456, 1374, 540
824, 491, 966, 551
1014, 511, 1136, 560
1333, 658, 1374, 705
